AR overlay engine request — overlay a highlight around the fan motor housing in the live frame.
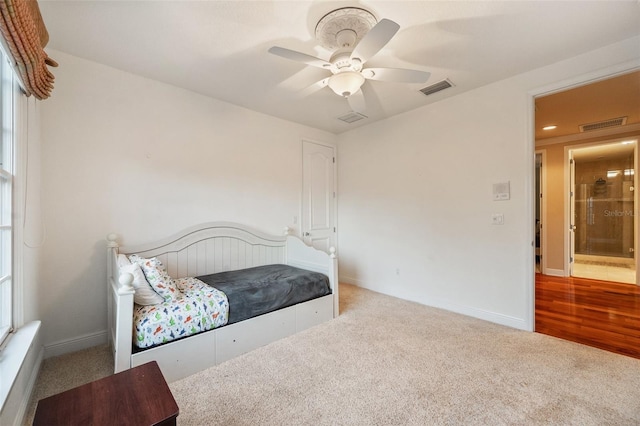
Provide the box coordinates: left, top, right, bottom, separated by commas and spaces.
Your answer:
330, 50, 361, 71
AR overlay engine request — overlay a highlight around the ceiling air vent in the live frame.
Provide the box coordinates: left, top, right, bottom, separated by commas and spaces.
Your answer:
420, 79, 454, 97
579, 117, 627, 132
338, 111, 368, 123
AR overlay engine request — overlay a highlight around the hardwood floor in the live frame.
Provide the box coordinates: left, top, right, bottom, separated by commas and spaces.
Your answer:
535, 273, 640, 359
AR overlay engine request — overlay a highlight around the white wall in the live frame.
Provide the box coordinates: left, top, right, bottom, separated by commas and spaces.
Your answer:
39, 50, 336, 354
337, 36, 640, 330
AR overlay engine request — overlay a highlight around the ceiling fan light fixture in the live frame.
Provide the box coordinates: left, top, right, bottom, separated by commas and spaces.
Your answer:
328, 71, 365, 97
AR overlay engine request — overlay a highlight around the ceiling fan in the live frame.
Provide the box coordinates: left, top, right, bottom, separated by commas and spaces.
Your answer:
268, 7, 431, 114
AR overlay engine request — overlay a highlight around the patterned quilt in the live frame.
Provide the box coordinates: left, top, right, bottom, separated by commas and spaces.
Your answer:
133, 277, 229, 349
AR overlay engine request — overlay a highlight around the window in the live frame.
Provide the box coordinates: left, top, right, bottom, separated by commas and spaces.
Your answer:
0, 46, 15, 345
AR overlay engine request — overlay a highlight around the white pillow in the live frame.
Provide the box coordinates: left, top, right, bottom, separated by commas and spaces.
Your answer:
118, 255, 164, 305
128, 255, 180, 302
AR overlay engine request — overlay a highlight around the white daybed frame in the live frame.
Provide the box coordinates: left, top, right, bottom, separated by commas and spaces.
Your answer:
106, 222, 338, 382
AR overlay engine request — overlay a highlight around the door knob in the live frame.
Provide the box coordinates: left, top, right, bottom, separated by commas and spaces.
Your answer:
304, 232, 310, 237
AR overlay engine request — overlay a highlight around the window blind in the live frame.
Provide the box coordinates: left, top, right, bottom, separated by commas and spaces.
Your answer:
0, 0, 57, 99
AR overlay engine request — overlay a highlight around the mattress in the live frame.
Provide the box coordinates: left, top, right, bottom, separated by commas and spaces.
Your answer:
133, 264, 330, 350
196, 264, 331, 324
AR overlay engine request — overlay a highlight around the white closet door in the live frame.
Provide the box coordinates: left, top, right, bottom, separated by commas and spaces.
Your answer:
302, 141, 336, 252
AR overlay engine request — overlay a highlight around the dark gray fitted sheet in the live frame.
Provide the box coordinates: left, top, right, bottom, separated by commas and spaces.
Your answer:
196, 264, 331, 325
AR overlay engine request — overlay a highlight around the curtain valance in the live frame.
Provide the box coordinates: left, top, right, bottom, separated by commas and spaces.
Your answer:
0, 0, 57, 99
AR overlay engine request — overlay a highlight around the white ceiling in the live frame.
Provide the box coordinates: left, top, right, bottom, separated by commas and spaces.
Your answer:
38, 1, 640, 134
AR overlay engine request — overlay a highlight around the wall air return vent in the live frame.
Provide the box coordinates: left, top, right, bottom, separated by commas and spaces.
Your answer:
579, 117, 627, 132
420, 79, 454, 96
338, 111, 368, 123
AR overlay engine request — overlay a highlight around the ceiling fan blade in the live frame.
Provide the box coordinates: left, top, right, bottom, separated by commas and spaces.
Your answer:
350, 19, 400, 65
362, 68, 431, 84
347, 89, 366, 113
268, 46, 332, 70
299, 77, 330, 97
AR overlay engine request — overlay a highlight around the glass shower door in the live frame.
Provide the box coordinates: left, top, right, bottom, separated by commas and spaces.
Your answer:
575, 176, 634, 257
572, 141, 636, 284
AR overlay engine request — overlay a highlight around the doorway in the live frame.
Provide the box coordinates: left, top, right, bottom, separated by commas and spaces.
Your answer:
534, 70, 640, 281
568, 140, 637, 284
533, 69, 640, 355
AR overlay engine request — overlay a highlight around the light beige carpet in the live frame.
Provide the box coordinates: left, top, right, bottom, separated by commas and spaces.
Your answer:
170, 284, 640, 425
25, 284, 640, 425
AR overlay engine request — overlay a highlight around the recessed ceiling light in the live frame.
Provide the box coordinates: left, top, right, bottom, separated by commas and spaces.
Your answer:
542, 125, 557, 131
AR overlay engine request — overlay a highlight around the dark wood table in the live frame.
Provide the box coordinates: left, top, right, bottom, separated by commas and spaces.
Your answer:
33, 361, 179, 426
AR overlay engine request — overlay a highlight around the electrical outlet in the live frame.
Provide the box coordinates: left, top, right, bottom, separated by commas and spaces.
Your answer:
492, 213, 504, 225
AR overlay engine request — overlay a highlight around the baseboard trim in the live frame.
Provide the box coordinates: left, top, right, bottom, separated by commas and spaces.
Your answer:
44, 330, 107, 359
544, 268, 565, 277
339, 274, 363, 286
345, 280, 528, 331
424, 296, 528, 330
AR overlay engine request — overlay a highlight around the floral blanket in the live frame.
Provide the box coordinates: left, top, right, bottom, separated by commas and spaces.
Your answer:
133, 277, 229, 349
